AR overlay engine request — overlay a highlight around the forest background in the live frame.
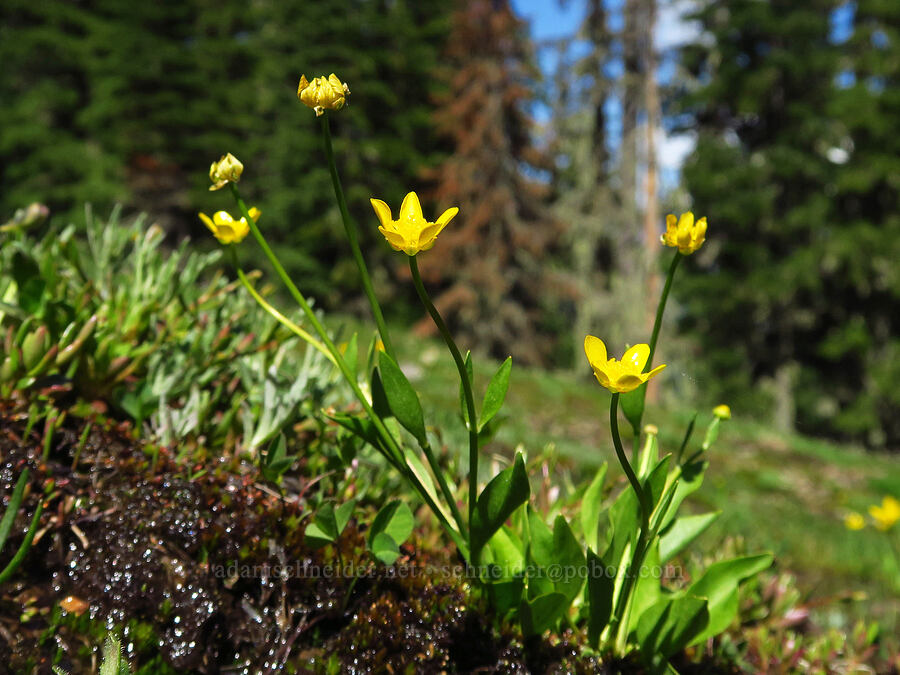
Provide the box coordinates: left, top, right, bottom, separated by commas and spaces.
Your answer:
1, 0, 897, 451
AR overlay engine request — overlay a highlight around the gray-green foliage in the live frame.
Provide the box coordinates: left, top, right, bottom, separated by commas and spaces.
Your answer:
0, 206, 340, 450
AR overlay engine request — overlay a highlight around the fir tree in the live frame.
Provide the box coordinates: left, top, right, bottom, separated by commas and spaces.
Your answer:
677, 0, 900, 448
423, 0, 565, 365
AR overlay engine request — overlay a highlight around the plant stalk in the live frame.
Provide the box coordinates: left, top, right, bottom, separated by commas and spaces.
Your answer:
408, 256, 479, 546
319, 114, 395, 359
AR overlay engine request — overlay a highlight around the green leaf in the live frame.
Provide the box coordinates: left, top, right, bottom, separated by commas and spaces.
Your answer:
659, 512, 720, 563
519, 592, 570, 636
368, 500, 415, 565
344, 332, 359, 377
635, 594, 709, 659
334, 500, 356, 536
458, 350, 474, 427
326, 411, 382, 449
369, 531, 401, 565
305, 503, 339, 547
0, 469, 29, 552
686, 553, 774, 645
620, 383, 646, 435
627, 541, 662, 635
587, 548, 615, 648
549, 515, 586, 602
471, 453, 530, 561
526, 507, 556, 598
659, 457, 708, 531
403, 447, 456, 529
11, 249, 46, 316
581, 463, 608, 553
370, 368, 391, 420
377, 351, 427, 446
479, 356, 512, 431
485, 525, 526, 580
260, 433, 295, 483
99, 635, 130, 675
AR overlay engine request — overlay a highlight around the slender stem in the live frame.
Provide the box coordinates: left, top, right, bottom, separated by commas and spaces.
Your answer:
421, 439, 465, 534
319, 114, 395, 359
408, 256, 479, 540
228, 186, 465, 552
227, 247, 336, 366
607, 393, 652, 650
647, 252, 681, 368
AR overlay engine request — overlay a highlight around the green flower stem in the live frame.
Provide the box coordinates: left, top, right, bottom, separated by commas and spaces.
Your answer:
608, 392, 652, 652
227, 248, 336, 367
628, 252, 682, 441
647, 252, 681, 370
319, 114, 395, 360
408, 256, 479, 539
229, 186, 465, 552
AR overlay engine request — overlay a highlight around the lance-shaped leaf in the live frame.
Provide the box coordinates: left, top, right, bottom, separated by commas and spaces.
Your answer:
479, 356, 512, 431
471, 453, 530, 561
686, 553, 774, 645
377, 351, 427, 447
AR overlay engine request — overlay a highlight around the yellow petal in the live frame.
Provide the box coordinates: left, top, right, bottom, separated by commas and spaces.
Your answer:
622, 343, 651, 373
666, 214, 678, 230
399, 191, 424, 224
247, 207, 261, 222
643, 363, 667, 381
378, 227, 405, 251
614, 374, 644, 393
198, 212, 216, 235
213, 211, 235, 226
370, 198, 393, 228
584, 335, 608, 368
678, 212, 695, 231
436, 206, 459, 227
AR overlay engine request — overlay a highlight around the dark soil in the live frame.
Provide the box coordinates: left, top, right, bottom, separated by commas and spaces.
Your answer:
0, 395, 610, 674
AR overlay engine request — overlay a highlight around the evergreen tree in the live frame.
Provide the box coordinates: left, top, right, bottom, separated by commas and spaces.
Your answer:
423, 0, 565, 365
677, 0, 900, 448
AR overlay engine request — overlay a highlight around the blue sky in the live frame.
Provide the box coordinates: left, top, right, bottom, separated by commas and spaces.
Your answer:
510, 0, 699, 187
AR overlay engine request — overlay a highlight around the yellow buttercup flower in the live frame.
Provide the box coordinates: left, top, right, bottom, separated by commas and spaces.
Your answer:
844, 512, 866, 531
584, 336, 666, 394
198, 207, 260, 245
661, 211, 707, 255
209, 153, 243, 191
370, 192, 458, 256
297, 73, 349, 116
868, 496, 900, 531
713, 404, 732, 420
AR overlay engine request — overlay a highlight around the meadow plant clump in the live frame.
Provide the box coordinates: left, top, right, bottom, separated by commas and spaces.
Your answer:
196, 72, 775, 671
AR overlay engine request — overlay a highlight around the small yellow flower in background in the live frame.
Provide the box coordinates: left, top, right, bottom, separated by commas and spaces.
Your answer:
370, 191, 458, 256
584, 336, 666, 394
844, 512, 866, 531
198, 207, 260, 245
661, 211, 707, 255
297, 73, 350, 116
868, 496, 900, 531
209, 153, 243, 191
713, 404, 732, 420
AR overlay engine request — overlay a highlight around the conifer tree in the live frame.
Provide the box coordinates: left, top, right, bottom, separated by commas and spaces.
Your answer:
677, 0, 900, 448
424, 0, 565, 365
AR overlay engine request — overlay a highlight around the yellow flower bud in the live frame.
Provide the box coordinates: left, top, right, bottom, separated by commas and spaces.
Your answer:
661, 211, 707, 255
713, 404, 732, 420
209, 153, 243, 191
198, 207, 259, 245
370, 191, 458, 256
584, 337, 666, 394
297, 73, 350, 116
844, 512, 866, 531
